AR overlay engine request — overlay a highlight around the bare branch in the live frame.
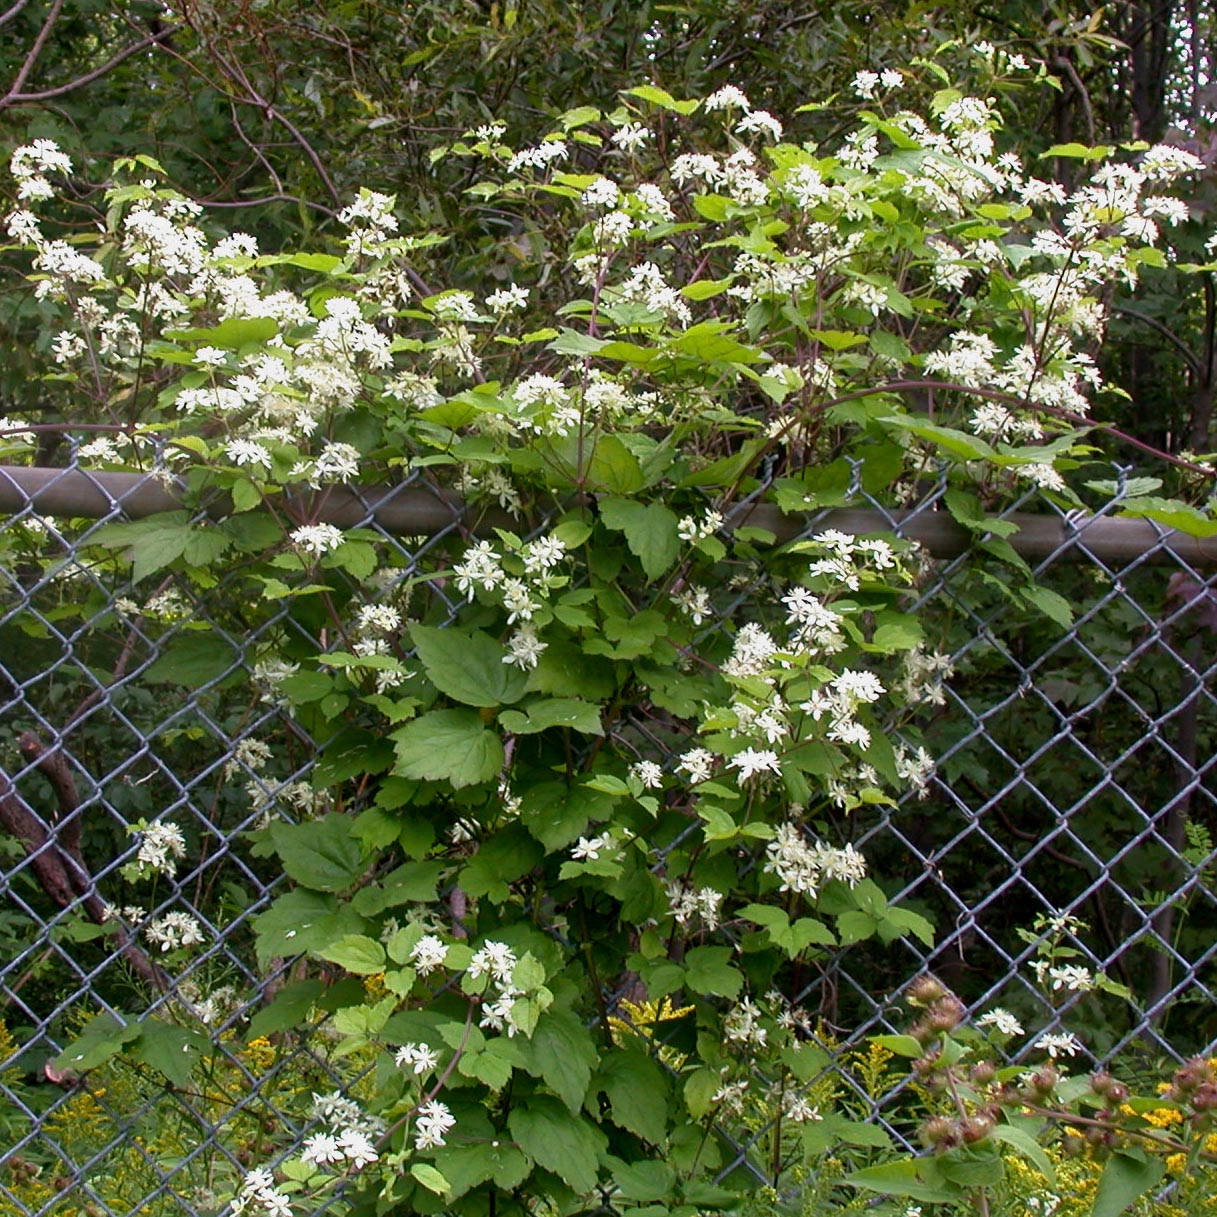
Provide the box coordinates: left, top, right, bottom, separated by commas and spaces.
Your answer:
6, 21, 183, 104
0, 0, 32, 29
2, 0, 64, 103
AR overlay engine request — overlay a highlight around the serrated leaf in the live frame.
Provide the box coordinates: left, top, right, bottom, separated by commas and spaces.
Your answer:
1091, 1150, 1166, 1217
518, 1006, 598, 1111
410, 1163, 451, 1195
133, 1020, 207, 1087
392, 709, 504, 789
316, 934, 387, 974
498, 698, 604, 736
599, 498, 681, 580
623, 85, 700, 114
52, 1013, 140, 1073
599, 1046, 669, 1144
246, 980, 326, 1040
509, 1097, 606, 1194
269, 815, 364, 892
410, 625, 528, 707
683, 945, 743, 997
251, 890, 366, 963
143, 632, 238, 686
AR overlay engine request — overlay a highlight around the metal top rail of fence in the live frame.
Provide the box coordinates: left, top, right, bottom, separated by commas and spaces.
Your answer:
2, 456, 1217, 1215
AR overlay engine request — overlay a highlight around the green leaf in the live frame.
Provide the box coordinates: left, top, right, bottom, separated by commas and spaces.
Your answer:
1118, 496, 1217, 537
133, 1020, 207, 1087
251, 890, 366, 964
509, 1097, 606, 1195
410, 1163, 451, 1196
844, 1161, 959, 1204
1091, 1150, 1166, 1217
410, 625, 527, 707
585, 435, 645, 493
270, 815, 364, 892
498, 698, 604, 736
599, 498, 681, 580
623, 85, 700, 114
351, 861, 446, 914
990, 1124, 1056, 1187
434, 1142, 531, 1198
1022, 584, 1074, 628
316, 934, 387, 975
520, 780, 614, 851
518, 1006, 598, 1111
246, 980, 326, 1040
683, 945, 744, 997
599, 1046, 669, 1144
669, 322, 763, 365
166, 316, 279, 346
52, 1012, 140, 1073
611, 1159, 675, 1202
461, 825, 544, 902
392, 709, 504, 789
143, 632, 238, 686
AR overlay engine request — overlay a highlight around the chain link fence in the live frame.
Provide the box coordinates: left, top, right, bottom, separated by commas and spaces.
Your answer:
1, 455, 1216, 1214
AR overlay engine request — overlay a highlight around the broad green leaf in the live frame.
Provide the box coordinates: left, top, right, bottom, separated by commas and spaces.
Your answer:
881, 416, 996, 462
508, 1097, 606, 1195
144, 632, 238, 686
585, 435, 645, 493
1022, 584, 1074, 629
1091, 1150, 1166, 1217
518, 1006, 598, 1111
611, 1159, 675, 1202
165, 316, 279, 346
434, 1142, 531, 1198
1118, 496, 1217, 537
990, 1124, 1056, 1187
599, 498, 681, 580
52, 1012, 140, 1073
316, 934, 387, 974
844, 1161, 958, 1204
392, 709, 504, 789
411, 624, 528, 706
133, 1020, 207, 1087
598, 1046, 669, 1144
410, 1163, 451, 1196
623, 85, 700, 114
683, 945, 744, 997
498, 698, 604, 736
520, 780, 614, 851
246, 980, 326, 1040
669, 322, 763, 365
251, 890, 366, 964
352, 861, 446, 914
461, 825, 544, 902
270, 815, 364, 892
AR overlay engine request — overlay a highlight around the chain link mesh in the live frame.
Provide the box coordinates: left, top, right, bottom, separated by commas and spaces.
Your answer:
2, 457, 1216, 1214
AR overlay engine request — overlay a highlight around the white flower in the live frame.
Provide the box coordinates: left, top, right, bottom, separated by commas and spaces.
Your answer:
704, 85, 751, 111
134, 821, 188, 877
581, 176, 621, 209
852, 70, 880, 99
630, 760, 663, 789
729, 748, 781, 781
611, 122, 651, 151
676, 748, 716, 782
144, 911, 205, 952
394, 1042, 441, 1074
1047, 964, 1095, 993
226, 439, 273, 471
300, 1131, 344, 1167
290, 523, 344, 556
337, 1128, 379, 1169
503, 626, 547, 671
976, 1008, 1024, 1037
571, 834, 612, 862
414, 1099, 456, 1150
1036, 1031, 1083, 1059
410, 934, 449, 975
468, 940, 517, 985
736, 110, 783, 141
486, 284, 529, 313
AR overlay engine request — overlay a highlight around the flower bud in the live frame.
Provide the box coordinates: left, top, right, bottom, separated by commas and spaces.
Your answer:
906, 975, 949, 1008
920, 1115, 958, 1150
